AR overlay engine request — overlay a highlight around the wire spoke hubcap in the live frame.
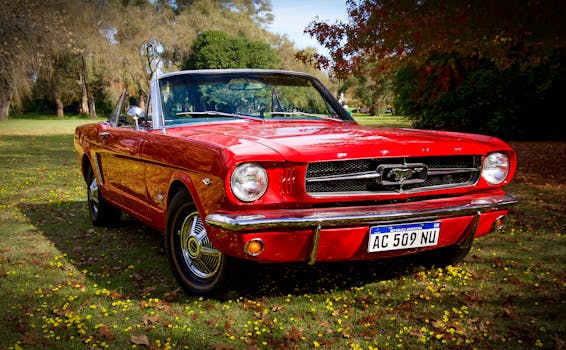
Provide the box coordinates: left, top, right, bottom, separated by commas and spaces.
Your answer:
178, 212, 222, 279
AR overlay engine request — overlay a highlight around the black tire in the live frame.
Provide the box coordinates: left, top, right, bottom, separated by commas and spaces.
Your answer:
86, 168, 121, 227
165, 189, 229, 295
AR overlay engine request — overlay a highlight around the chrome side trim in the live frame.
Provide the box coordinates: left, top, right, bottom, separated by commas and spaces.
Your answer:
205, 194, 519, 231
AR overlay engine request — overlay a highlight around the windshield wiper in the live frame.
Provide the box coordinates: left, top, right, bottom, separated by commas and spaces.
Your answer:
271, 111, 344, 122
176, 111, 264, 122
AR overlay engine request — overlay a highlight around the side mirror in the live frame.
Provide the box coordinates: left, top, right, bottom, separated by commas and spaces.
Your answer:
127, 106, 145, 130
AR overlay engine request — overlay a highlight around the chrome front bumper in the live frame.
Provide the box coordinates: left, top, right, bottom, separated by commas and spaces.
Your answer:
205, 193, 519, 231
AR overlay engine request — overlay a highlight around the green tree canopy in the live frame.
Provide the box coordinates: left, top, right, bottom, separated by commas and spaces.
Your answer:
394, 52, 565, 140
183, 30, 279, 70
0, 0, 306, 120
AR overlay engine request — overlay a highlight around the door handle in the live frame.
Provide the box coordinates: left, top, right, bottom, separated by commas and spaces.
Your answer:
99, 132, 110, 139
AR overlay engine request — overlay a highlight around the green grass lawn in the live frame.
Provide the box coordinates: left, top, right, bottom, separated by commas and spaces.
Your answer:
0, 117, 564, 349
352, 114, 412, 128
0, 116, 105, 135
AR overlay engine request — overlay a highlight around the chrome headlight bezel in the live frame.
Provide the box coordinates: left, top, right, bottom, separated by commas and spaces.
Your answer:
482, 152, 510, 185
230, 163, 268, 202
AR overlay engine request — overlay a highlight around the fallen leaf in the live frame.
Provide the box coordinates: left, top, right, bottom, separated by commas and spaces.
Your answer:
206, 318, 219, 326
15, 322, 27, 333
21, 332, 41, 345
285, 326, 304, 342
97, 325, 115, 341
163, 287, 181, 301
131, 334, 149, 346
143, 314, 159, 326
223, 319, 234, 331
271, 305, 285, 312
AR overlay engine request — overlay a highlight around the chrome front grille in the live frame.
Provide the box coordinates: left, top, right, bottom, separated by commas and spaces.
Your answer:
305, 156, 481, 195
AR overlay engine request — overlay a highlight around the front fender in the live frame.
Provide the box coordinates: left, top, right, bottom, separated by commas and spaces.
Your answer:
161, 171, 227, 241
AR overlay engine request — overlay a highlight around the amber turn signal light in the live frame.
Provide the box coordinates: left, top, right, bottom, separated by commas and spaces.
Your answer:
244, 239, 264, 256
493, 215, 506, 231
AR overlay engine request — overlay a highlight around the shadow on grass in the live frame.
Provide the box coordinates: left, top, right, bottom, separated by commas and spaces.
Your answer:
235, 256, 425, 299
20, 200, 435, 300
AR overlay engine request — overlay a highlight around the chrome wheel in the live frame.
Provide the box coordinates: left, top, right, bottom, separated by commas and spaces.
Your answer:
88, 177, 100, 217
86, 167, 121, 227
178, 213, 223, 279
166, 189, 228, 295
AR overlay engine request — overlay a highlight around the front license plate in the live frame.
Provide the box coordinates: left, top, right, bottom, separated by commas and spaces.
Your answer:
368, 222, 440, 253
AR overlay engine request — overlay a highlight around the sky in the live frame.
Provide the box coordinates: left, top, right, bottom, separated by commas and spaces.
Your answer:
268, 0, 349, 54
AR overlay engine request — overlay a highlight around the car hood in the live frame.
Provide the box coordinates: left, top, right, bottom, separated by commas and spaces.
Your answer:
168, 121, 510, 162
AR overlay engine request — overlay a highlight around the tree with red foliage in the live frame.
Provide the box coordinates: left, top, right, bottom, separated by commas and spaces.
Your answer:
304, 0, 565, 78
302, 0, 565, 139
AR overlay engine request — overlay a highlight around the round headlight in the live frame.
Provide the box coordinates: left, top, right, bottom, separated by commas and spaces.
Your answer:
230, 163, 268, 202
482, 152, 510, 185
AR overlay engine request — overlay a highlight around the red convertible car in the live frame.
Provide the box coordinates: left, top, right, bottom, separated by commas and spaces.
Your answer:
74, 69, 518, 295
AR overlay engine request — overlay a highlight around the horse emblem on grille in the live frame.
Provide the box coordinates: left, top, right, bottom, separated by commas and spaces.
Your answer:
389, 167, 424, 182
376, 164, 428, 185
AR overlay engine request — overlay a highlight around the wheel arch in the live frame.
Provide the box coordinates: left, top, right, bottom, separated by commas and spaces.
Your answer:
167, 179, 194, 208
165, 174, 225, 254
81, 154, 93, 182
166, 174, 206, 219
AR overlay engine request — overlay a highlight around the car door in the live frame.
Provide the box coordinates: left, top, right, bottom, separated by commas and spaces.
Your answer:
94, 93, 149, 219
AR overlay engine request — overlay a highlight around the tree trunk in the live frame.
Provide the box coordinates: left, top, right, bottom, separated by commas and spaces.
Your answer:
369, 103, 378, 116
0, 95, 9, 121
138, 94, 146, 110
79, 73, 89, 115
81, 55, 97, 119
0, 74, 14, 120
54, 88, 64, 117
89, 96, 96, 119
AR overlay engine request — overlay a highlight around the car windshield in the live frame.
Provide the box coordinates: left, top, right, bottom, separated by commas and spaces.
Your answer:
158, 72, 343, 126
